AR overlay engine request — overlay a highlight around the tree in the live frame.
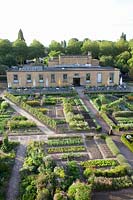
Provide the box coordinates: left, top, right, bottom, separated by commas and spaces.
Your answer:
99, 41, 114, 56
0, 39, 12, 56
114, 40, 129, 55
18, 29, 25, 41
115, 51, 130, 73
0, 65, 8, 75
49, 40, 63, 52
13, 39, 28, 65
61, 40, 66, 48
129, 66, 133, 79
48, 50, 61, 58
81, 40, 99, 58
120, 32, 126, 41
66, 38, 82, 55
99, 55, 114, 66
28, 40, 45, 61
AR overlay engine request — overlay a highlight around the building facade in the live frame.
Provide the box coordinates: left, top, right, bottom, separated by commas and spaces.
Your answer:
7, 65, 120, 88
48, 54, 99, 66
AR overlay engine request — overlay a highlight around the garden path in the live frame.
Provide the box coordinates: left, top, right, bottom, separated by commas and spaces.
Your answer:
6, 143, 27, 200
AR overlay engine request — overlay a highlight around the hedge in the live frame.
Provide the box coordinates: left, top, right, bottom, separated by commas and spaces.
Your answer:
106, 136, 131, 168
100, 112, 116, 129
113, 111, 133, 117
84, 165, 127, 178
121, 134, 133, 153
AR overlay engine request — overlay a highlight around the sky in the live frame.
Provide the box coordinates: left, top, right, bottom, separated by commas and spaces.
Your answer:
0, 0, 133, 46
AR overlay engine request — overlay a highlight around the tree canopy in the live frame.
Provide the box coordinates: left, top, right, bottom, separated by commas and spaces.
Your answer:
0, 31, 133, 78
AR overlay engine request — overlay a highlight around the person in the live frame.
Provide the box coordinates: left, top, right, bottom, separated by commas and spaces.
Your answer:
108, 126, 113, 135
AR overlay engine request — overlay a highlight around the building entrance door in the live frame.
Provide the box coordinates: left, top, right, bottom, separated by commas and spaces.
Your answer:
73, 78, 80, 86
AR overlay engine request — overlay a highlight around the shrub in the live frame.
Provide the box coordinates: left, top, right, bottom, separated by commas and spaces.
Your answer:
94, 176, 132, 191
84, 165, 127, 178
1, 134, 9, 152
100, 112, 116, 128
1, 101, 9, 110
38, 108, 48, 114
81, 159, 118, 168
8, 120, 36, 130
113, 111, 133, 117
26, 100, 40, 107
12, 115, 27, 121
68, 180, 92, 200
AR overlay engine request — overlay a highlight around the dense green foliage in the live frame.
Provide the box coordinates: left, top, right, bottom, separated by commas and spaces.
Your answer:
1, 31, 133, 77
20, 142, 92, 200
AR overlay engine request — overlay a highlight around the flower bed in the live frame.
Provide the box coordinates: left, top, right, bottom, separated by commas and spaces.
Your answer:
84, 165, 127, 178
94, 176, 132, 191
47, 146, 86, 153
81, 159, 118, 168
7, 120, 36, 130
48, 137, 83, 146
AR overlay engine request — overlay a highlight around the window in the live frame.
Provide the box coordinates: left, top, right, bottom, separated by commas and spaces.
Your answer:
109, 73, 114, 83
51, 74, 55, 83
97, 73, 102, 83
39, 74, 44, 82
63, 74, 67, 82
86, 73, 91, 82
27, 74, 32, 82
13, 74, 18, 83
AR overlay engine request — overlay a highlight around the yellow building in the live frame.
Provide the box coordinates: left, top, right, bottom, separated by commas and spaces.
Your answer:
48, 54, 99, 66
7, 64, 120, 88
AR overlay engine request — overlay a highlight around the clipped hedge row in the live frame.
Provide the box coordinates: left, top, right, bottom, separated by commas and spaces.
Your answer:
100, 112, 116, 129
84, 165, 127, 178
113, 111, 133, 117
5, 93, 57, 130
121, 134, 133, 153
118, 123, 133, 131
94, 176, 132, 191
81, 159, 118, 168
106, 136, 131, 168
7, 120, 36, 130
26, 100, 40, 106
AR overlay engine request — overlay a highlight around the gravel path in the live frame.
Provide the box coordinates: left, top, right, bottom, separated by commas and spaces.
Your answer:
6, 143, 27, 200
92, 187, 133, 200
